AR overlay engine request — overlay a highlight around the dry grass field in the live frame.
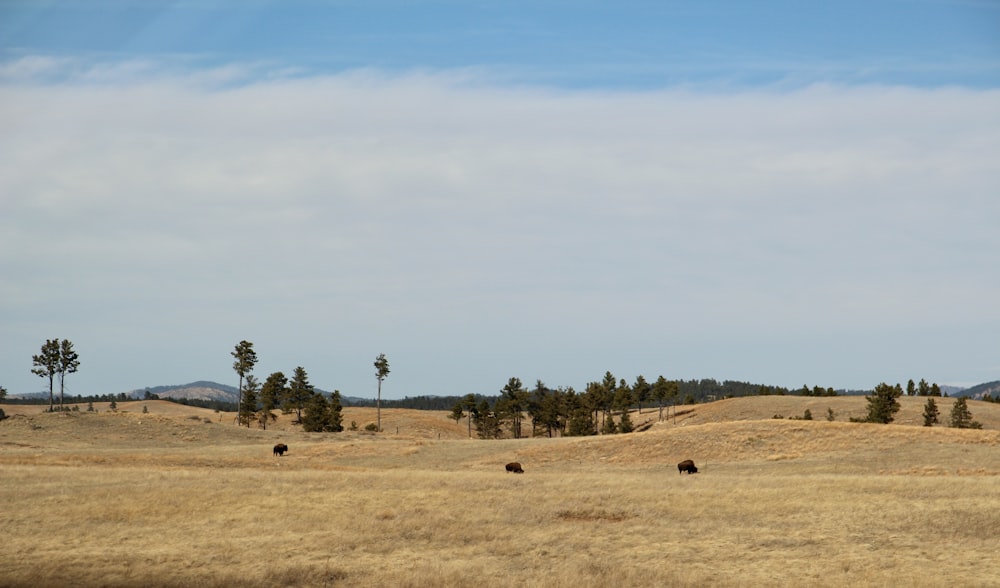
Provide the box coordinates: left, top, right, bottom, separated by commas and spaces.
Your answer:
2, 396, 1000, 587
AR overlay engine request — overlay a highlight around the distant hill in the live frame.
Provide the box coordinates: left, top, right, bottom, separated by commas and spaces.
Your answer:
939, 385, 966, 396
127, 381, 239, 403
960, 380, 1000, 400
127, 382, 370, 406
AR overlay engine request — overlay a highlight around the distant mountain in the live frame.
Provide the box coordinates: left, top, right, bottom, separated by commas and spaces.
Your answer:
938, 385, 966, 397
959, 380, 1000, 400
128, 381, 239, 403
128, 381, 360, 405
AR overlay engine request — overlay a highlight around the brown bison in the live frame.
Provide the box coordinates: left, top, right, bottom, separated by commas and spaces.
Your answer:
505, 462, 524, 473
273, 443, 288, 457
677, 459, 698, 474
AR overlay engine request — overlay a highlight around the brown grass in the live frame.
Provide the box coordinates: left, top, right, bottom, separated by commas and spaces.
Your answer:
2, 397, 1000, 587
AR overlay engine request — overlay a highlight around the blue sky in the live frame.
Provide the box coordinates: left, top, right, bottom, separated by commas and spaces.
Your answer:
1, 1, 999, 400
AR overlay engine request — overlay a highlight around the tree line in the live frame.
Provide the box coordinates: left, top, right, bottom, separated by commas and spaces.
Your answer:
11, 338, 983, 435
448, 373, 681, 439
230, 341, 392, 433
856, 381, 982, 429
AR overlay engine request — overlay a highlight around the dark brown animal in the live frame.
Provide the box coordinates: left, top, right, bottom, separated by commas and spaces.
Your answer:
273, 443, 288, 457
677, 459, 698, 474
505, 462, 524, 473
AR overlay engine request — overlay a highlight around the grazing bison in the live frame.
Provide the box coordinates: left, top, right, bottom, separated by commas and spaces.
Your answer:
505, 462, 524, 474
273, 443, 288, 457
677, 459, 698, 474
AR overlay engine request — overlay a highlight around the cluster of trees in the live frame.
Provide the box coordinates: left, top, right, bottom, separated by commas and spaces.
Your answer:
30, 338, 81, 412
231, 341, 385, 433
904, 378, 944, 397
449, 372, 682, 439
858, 381, 981, 429
922, 396, 982, 429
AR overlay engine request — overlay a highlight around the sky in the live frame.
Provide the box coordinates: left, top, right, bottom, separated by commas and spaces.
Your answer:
1, 1, 999, 400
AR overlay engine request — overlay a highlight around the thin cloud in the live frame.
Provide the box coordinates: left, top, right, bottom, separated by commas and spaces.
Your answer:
1, 60, 998, 395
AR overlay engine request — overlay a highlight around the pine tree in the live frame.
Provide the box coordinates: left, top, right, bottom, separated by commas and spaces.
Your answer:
239, 374, 260, 427
374, 353, 390, 433
567, 405, 597, 436
259, 372, 287, 430
231, 341, 257, 427
618, 409, 634, 433
474, 399, 502, 439
301, 393, 331, 432
57, 339, 80, 411
948, 397, 981, 429
496, 377, 528, 439
286, 367, 314, 424
328, 390, 344, 432
31, 339, 61, 412
922, 397, 939, 427
632, 375, 651, 414
864, 382, 902, 424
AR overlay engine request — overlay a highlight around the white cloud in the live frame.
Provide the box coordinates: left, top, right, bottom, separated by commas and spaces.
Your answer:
2, 59, 999, 395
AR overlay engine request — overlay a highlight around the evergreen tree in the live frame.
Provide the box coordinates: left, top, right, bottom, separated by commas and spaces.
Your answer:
632, 375, 651, 414
328, 390, 344, 432
57, 339, 80, 411
286, 366, 314, 424
374, 353, 390, 433
459, 394, 478, 438
231, 341, 257, 427
31, 339, 60, 412
496, 377, 528, 439
864, 382, 902, 424
614, 379, 634, 414
449, 402, 465, 424
259, 371, 287, 430
301, 393, 329, 432
618, 408, 634, 433
948, 397, 981, 429
528, 382, 566, 438
239, 374, 260, 427
906, 379, 917, 396
474, 399, 502, 439
651, 376, 675, 421
922, 397, 939, 427
918, 378, 931, 396
566, 402, 597, 437
301, 390, 344, 433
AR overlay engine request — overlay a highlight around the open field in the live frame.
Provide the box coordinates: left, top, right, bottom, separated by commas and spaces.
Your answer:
2, 397, 1000, 587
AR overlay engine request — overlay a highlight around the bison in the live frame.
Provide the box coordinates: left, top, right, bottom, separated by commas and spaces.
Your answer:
273, 443, 288, 457
505, 462, 524, 474
677, 459, 698, 474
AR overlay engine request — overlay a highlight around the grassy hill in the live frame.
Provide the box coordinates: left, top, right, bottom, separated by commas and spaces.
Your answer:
2, 396, 1000, 587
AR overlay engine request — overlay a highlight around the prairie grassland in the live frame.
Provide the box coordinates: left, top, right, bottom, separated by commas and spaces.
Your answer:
2, 400, 1000, 587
